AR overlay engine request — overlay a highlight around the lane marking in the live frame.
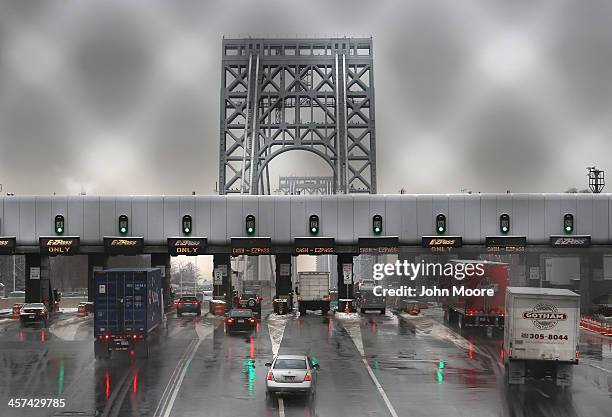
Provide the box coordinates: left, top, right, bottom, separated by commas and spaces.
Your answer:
534, 388, 550, 399
362, 357, 400, 417
153, 338, 197, 417
162, 338, 203, 417
336, 314, 399, 417
278, 397, 285, 417
584, 360, 612, 375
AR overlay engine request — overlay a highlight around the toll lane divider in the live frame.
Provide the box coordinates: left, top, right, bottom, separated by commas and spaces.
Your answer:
580, 316, 612, 336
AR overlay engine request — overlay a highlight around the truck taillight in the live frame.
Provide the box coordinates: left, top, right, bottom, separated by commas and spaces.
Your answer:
132, 334, 138, 340
267, 371, 273, 381
249, 318, 256, 323
104, 334, 110, 340
575, 350, 580, 360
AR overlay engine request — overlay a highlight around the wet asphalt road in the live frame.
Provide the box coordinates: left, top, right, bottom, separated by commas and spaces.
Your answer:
0, 306, 610, 417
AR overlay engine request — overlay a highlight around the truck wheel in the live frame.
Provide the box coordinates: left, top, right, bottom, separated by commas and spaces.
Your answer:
321, 309, 329, 316
196, 310, 201, 317
299, 307, 306, 315
380, 309, 386, 315
177, 311, 182, 317
360, 308, 365, 314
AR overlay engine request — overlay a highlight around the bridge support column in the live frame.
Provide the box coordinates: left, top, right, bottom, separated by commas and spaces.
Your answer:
87, 253, 107, 302
213, 254, 232, 306
25, 254, 49, 304
337, 254, 355, 311
275, 255, 292, 296
151, 254, 172, 309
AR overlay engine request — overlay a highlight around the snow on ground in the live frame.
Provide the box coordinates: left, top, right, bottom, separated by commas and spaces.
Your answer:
49, 316, 90, 340
399, 308, 477, 353
267, 313, 291, 356
334, 312, 361, 321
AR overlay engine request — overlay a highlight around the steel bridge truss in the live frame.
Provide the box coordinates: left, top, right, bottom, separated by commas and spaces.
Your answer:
219, 38, 377, 195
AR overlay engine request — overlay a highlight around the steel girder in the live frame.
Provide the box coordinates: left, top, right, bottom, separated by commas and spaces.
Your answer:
219, 38, 377, 195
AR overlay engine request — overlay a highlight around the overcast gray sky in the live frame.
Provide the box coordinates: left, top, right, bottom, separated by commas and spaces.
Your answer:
0, 0, 611, 195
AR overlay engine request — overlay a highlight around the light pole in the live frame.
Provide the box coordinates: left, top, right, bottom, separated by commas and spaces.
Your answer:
13, 255, 16, 292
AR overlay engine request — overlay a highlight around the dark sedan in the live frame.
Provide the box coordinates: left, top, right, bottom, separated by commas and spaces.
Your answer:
176, 296, 202, 317
225, 309, 257, 333
19, 303, 48, 327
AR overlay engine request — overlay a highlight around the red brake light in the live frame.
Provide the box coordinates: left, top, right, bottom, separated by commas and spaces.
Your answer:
132, 334, 138, 340
267, 371, 273, 381
227, 318, 234, 323
104, 334, 110, 340
249, 318, 255, 323
305, 372, 312, 381
575, 350, 580, 360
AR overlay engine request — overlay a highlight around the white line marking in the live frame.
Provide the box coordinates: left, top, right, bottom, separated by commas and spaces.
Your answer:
162, 338, 203, 417
534, 388, 550, 399
153, 339, 196, 417
362, 358, 400, 417
336, 315, 399, 417
278, 397, 285, 417
584, 361, 612, 375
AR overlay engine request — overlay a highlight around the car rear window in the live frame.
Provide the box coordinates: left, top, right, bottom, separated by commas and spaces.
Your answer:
274, 359, 307, 369
230, 310, 253, 318
180, 297, 198, 302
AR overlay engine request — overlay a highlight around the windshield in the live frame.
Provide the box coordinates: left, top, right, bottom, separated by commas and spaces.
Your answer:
274, 359, 307, 370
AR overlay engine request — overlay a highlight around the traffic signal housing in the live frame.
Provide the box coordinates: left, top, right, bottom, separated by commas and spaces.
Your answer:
182, 214, 193, 235
500, 213, 510, 234
372, 214, 383, 235
118, 214, 129, 235
309, 214, 320, 235
436, 214, 446, 234
54, 215, 65, 235
245, 214, 256, 236
564, 213, 574, 234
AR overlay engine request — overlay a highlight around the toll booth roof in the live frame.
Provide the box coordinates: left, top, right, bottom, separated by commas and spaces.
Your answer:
506, 287, 580, 297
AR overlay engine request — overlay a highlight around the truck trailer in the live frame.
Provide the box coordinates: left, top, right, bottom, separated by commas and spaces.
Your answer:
94, 268, 163, 359
297, 272, 331, 315
356, 279, 386, 314
443, 260, 509, 329
504, 287, 580, 386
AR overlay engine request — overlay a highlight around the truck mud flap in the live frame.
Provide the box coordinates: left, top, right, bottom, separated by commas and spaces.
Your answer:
555, 364, 573, 387
506, 361, 525, 385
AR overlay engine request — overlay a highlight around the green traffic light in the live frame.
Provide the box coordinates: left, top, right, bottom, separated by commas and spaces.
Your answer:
57, 227, 63, 233
120, 227, 126, 233
184, 227, 190, 233
311, 227, 317, 233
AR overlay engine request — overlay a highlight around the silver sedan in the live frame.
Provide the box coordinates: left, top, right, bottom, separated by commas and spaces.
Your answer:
265, 355, 319, 399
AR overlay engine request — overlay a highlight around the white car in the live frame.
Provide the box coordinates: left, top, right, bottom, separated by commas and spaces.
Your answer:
265, 355, 319, 399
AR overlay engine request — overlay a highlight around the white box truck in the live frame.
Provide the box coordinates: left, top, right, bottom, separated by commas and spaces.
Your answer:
297, 272, 331, 315
504, 287, 580, 386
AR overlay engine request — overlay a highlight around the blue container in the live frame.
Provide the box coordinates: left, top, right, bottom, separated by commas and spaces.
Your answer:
94, 268, 162, 339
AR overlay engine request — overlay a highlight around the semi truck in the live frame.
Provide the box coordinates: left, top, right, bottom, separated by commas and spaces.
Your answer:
356, 279, 386, 314
297, 272, 331, 315
442, 260, 509, 329
94, 268, 163, 359
504, 287, 580, 386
